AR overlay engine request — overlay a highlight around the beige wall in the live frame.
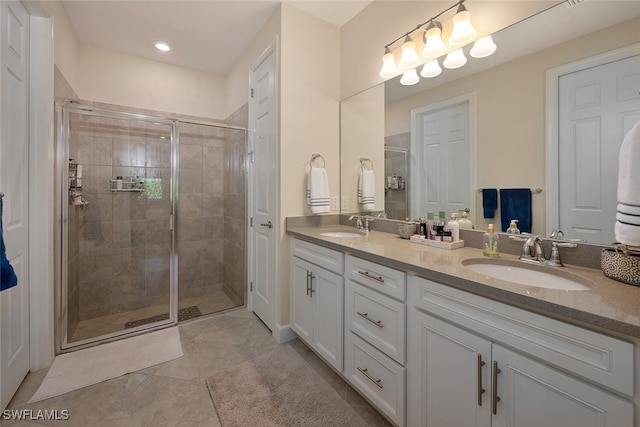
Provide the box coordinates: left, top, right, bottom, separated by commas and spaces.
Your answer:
278, 4, 341, 326
76, 45, 227, 119
384, 17, 640, 234
50, 1, 79, 91
340, 1, 558, 99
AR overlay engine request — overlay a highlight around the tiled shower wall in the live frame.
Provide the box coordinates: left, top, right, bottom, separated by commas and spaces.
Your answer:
71, 115, 173, 322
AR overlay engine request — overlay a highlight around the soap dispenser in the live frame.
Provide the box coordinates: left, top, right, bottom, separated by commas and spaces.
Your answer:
506, 219, 520, 234
483, 224, 500, 258
447, 213, 460, 242
457, 210, 473, 229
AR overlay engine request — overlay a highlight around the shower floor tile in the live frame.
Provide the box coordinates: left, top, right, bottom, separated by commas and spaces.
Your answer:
69, 290, 239, 344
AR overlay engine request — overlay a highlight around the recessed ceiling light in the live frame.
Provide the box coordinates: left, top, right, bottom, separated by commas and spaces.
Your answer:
154, 41, 171, 52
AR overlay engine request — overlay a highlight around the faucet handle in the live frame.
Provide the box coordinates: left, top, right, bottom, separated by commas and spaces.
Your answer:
544, 242, 577, 267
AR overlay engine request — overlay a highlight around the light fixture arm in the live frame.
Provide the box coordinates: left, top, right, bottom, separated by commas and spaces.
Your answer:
382, 0, 465, 50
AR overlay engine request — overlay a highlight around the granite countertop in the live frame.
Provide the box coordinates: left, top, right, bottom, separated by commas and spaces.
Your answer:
286, 225, 640, 339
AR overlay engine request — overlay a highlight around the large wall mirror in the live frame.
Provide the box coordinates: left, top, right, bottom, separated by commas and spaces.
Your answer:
340, 1, 640, 245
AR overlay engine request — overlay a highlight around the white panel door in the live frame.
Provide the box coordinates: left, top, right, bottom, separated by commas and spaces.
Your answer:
411, 98, 470, 219
559, 54, 640, 244
249, 44, 277, 331
0, 0, 30, 410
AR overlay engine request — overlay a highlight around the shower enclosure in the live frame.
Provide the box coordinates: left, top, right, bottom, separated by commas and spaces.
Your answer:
56, 103, 247, 351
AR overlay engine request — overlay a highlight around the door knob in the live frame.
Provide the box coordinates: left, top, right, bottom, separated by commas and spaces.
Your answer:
260, 220, 273, 229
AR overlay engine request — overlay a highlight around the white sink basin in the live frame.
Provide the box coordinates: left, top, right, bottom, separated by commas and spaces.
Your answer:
462, 259, 591, 291
319, 230, 366, 238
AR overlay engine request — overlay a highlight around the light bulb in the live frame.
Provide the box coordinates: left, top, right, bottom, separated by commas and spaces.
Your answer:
449, 3, 476, 46
422, 21, 446, 58
379, 47, 400, 78
420, 60, 442, 78
443, 48, 467, 69
400, 69, 420, 86
470, 35, 497, 58
398, 35, 420, 70
154, 41, 172, 52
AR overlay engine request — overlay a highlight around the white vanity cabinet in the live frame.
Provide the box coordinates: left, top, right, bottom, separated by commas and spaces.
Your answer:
408, 276, 634, 427
344, 255, 407, 426
290, 238, 344, 372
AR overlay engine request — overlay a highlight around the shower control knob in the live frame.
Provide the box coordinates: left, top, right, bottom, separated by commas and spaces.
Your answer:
260, 221, 273, 229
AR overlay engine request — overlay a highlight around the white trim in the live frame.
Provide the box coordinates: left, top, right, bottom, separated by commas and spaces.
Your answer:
273, 323, 295, 344
409, 92, 477, 223
23, 2, 55, 371
545, 43, 640, 236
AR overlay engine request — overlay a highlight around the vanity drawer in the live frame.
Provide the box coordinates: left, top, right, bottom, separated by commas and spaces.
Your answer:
346, 255, 406, 301
291, 238, 344, 274
345, 331, 405, 426
346, 279, 406, 364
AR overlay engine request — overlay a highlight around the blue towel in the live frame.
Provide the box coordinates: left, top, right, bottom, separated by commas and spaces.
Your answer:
482, 188, 498, 219
500, 188, 532, 233
0, 197, 18, 292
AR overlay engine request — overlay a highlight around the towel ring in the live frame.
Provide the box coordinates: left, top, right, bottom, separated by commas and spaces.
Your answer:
311, 153, 325, 168
359, 157, 374, 170
0, 192, 4, 198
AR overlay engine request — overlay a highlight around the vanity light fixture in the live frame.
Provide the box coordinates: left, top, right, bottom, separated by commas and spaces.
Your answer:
400, 68, 420, 85
443, 48, 467, 69
448, 2, 477, 45
420, 59, 442, 78
377, 0, 495, 86
422, 20, 447, 58
379, 47, 401, 78
470, 35, 497, 58
154, 41, 172, 52
398, 35, 421, 70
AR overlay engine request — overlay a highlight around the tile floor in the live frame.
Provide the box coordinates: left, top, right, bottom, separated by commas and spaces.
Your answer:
69, 291, 239, 343
5, 308, 391, 427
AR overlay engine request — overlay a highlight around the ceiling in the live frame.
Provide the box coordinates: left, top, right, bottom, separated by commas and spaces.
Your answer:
61, 0, 373, 76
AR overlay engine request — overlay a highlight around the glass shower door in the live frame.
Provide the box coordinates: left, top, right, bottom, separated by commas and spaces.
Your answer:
60, 106, 176, 349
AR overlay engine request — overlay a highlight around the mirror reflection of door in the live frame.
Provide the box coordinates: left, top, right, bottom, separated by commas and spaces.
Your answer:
558, 53, 640, 245
410, 94, 473, 221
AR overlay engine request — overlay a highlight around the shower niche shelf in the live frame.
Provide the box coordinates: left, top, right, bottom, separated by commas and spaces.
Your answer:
110, 179, 145, 193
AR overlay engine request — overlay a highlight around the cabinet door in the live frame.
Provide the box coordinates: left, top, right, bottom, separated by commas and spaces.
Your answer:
492, 344, 633, 427
313, 266, 344, 372
409, 310, 492, 427
290, 257, 314, 344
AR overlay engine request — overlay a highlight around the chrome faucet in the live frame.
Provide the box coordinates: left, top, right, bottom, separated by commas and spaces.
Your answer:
510, 234, 577, 266
348, 215, 364, 230
363, 216, 374, 232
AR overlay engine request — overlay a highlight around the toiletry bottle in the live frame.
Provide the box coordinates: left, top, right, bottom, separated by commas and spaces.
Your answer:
483, 224, 500, 258
457, 210, 473, 229
447, 213, 460, 242
506, 219, 520, 234
426, 212, 435, 239
419, 216, 427, 237
391, 174, 398, 189
116, 176, 123, 190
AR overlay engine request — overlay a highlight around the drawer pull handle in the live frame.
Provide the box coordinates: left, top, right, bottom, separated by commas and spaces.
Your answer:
357, 311, 383, 328
477, 354, 486, 406
492, 361, 501, 415
357, 270, 384, 283
357, 367, 383, 389
306, 270, 311, 296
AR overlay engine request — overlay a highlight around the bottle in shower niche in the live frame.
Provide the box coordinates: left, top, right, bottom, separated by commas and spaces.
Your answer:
483, 224, 500, 258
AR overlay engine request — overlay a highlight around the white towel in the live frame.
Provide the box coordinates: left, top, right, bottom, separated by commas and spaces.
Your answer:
358, 169, 375, 211
306, 167, 330, 214
615, 121, 640, 246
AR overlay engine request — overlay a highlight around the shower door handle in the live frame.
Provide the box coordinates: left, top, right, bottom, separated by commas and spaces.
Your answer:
260, 221, 273, 229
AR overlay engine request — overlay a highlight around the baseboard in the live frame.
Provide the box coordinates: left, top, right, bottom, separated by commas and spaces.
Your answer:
274, 323, 296, 344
